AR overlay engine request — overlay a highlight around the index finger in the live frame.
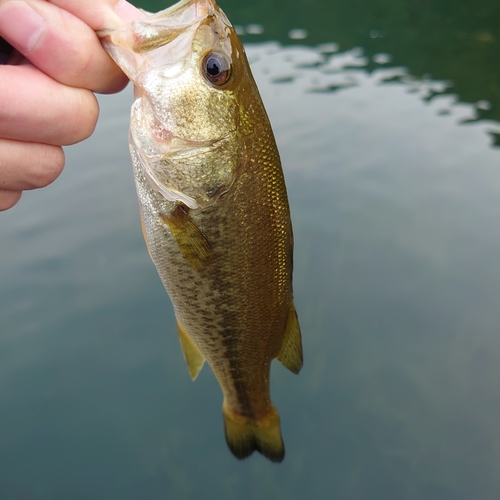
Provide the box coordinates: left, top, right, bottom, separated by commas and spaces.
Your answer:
47, 0, 145, 31
0, 0, 130, 93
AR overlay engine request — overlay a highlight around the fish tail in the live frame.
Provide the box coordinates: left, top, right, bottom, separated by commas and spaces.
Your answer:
222, 402, 284, 463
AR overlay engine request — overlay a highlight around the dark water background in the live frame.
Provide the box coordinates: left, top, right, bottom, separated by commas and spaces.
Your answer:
1, 0, 500, 498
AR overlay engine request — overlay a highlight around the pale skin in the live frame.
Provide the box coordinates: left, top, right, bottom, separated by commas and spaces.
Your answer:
0, 0, 143, 211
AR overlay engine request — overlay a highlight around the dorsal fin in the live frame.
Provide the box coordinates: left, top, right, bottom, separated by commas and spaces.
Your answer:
276, 304, 303, 374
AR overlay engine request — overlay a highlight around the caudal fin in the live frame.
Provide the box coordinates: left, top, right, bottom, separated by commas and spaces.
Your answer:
222, 403, 284, 463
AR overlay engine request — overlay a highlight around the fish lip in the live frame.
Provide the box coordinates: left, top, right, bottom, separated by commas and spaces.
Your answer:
129, 0, 214, 32
160, 0, 215, 17
98, 0, 218, 81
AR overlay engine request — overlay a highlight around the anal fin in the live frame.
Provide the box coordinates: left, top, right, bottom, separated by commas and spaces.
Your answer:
160, 204, 215, 271
276, 304, 303, 374
177, 320, 205, 381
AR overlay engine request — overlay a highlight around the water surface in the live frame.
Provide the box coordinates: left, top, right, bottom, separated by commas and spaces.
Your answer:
1, 1, 500, 498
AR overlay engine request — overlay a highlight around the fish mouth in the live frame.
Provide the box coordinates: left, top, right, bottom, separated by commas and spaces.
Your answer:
98, 0, 219, 82
153, 0, 215, 19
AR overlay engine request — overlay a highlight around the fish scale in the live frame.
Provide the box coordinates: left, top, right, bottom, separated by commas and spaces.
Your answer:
100, 0, 302, 463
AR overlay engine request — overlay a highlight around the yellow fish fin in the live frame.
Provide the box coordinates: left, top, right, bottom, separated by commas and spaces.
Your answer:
177, 320, 206, 381
222, 402, 284, 463
276, 304, 303, 374
159, 204, 216, 271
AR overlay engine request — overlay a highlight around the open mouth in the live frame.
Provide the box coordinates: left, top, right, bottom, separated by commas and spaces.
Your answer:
98, 0, 216, 82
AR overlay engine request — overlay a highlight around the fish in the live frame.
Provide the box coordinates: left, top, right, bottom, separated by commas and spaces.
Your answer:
99, 0, 302, 463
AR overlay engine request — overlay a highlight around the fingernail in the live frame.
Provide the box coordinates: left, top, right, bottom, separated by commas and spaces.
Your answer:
0, 2, 45, 53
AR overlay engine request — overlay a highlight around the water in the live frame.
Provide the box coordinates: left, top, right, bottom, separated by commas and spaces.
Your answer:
1, 0, 500, 498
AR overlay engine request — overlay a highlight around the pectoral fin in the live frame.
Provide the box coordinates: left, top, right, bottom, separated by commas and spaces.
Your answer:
177, 320, 205, 381
276, 304, 303, 374
160, 204, 216, 270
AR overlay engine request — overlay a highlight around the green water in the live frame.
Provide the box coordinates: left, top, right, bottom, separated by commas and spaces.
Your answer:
1, 0, 500, 498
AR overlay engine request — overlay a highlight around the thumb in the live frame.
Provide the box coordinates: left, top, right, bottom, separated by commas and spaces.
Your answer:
46, 0, 145, 31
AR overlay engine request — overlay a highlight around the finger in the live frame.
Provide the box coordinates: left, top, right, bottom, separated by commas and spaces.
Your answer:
0, 138, 64, 191
46, 0, 145, 31
0, 64, 99, 145
0, 189, 22, 211
0, 0, 128, 93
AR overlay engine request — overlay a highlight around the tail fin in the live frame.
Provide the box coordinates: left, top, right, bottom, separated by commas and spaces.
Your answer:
222, 402, 284, 463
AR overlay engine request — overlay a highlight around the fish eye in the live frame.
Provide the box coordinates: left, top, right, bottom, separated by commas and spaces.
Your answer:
202, 51, 232, 86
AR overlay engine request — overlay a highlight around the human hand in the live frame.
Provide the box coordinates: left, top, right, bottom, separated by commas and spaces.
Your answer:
0, 0, 142, 211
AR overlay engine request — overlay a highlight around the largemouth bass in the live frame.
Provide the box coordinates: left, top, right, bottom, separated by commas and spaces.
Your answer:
100, 0, 302, 463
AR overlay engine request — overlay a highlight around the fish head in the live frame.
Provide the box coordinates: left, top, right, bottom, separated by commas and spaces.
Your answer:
100, 0, 258, 210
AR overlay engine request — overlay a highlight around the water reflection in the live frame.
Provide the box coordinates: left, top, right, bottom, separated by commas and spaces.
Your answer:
1, 41, 500, 499
216, 0, 500, 126
248, 42, 500, 147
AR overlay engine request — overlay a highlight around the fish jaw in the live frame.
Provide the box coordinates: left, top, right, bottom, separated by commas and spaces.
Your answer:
98, 0, 220, 83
